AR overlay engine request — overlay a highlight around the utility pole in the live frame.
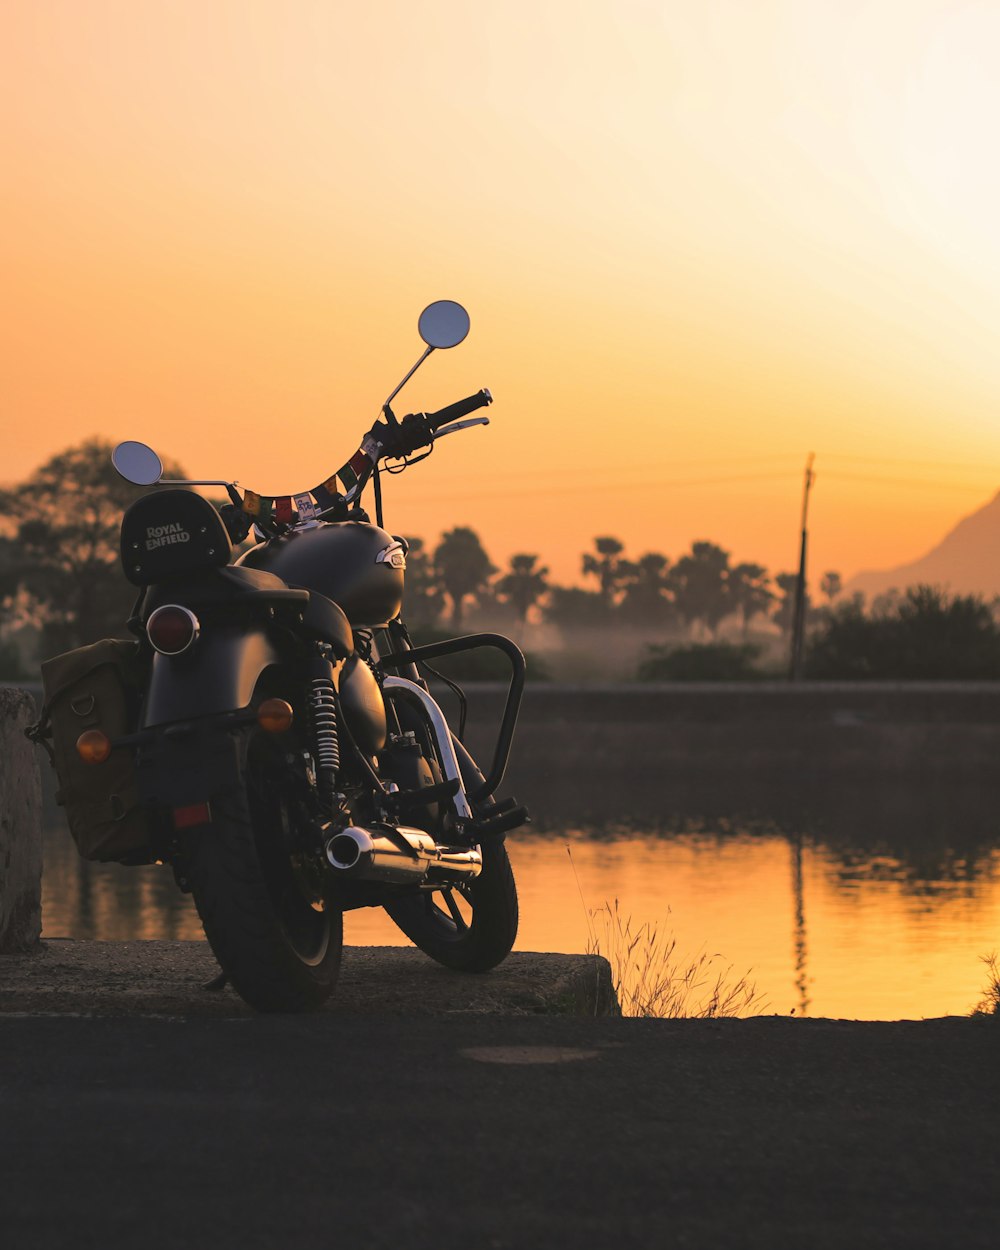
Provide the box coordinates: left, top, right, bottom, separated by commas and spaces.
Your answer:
789, 453, 815, 682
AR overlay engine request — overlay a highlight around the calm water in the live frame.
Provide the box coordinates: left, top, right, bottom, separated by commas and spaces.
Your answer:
40, 797, 1000, 1020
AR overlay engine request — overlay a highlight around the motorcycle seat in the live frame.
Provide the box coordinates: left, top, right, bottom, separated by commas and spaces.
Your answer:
141, 568, 353, 658
141, 565, 309, 611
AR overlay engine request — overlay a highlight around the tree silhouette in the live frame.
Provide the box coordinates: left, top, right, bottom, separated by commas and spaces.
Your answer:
400, 536, 443, 627
772, 571, 800, 637
0, 438, 185, 658
618, 552, 674, 627
728, 562, 774, 638
582, 536, 629, 604
543, 585, 614, 629
495, 554, 549, 625
806, 585, 1000, 679
668, 541, 732, 636
433, 527, 496, 630
820, 570, 842, 603
871, 587, 900, 616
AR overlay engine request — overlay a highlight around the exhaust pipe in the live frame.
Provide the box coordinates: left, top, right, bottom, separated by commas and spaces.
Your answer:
325, 824, 482, 886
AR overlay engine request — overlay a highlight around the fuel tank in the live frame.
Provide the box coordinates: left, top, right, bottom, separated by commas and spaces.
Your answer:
237, 521, 404, 627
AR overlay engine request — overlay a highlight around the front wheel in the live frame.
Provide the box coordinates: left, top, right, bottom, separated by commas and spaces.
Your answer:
384, 836, 519, 972
383, 738, 518, 972
188, 750, 342, 1013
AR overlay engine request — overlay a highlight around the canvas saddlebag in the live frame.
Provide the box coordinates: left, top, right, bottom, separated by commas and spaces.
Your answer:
32, 638, 151, 863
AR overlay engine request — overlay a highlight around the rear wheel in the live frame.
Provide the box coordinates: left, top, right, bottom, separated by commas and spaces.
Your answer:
188, 738, 342, 1012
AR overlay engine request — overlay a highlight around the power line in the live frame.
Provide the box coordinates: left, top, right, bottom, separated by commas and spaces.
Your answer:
408, 470, 803, 504
823, 471, 1000, 491
428, 449, 1000, 488
820, 452, 1000, 473
406, 465, 1000, 505
405, 446, 1000, 496
419, 452, 805, 486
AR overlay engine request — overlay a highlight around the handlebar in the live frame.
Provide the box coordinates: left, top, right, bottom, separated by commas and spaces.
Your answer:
379, 389, 493, 460
426, 388, 493, 431
239, 386, 494, 528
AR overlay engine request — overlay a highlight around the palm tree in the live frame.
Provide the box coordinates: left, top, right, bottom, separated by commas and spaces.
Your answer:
495, 554, 549, 626
400, 536, 444, 627
618, 552, 673, 627
582, 536, 628, 604
728, 562, 774, 638
668, 541, 732, 637
433, 527, 496, 630
772, 571, 800, 637
820, 570, 842, 603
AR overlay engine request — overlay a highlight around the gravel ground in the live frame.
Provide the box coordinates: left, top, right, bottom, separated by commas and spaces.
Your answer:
1, 1005, 997, 1249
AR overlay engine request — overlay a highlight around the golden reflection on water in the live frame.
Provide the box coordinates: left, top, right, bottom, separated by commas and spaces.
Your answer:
40, 825, 1000, 1021
40, 820, 1000, 1025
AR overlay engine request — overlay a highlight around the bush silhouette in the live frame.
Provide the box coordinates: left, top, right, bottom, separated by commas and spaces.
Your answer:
805, 585, 1000, 680
638, 641, 763, 682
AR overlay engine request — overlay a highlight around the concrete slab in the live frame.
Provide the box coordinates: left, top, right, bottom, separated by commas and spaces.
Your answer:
0, 939, 617, 1017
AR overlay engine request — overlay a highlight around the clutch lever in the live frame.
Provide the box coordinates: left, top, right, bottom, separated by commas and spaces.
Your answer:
433, 416, 491, 440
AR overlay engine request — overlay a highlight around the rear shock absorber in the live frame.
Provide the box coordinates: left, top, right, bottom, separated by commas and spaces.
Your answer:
308, 656, 340, 807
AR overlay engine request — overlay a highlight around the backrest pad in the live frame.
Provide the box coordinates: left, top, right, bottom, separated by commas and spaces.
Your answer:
120, 489, 233, 586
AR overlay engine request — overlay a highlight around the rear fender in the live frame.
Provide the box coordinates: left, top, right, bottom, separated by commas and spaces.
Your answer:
137, 718, 247, 811
142, 625, 282, 729
136, 627, 287, 811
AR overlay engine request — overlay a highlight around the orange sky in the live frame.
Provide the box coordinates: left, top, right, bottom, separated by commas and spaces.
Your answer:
5, 0, 1000, 586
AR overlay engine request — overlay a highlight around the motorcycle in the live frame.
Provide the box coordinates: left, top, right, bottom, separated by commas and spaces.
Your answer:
95, 300, 527, 1011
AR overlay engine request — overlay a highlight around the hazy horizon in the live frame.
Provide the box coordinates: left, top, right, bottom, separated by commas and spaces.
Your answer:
6, 2, 1000, 587
5, 437, 1000, 594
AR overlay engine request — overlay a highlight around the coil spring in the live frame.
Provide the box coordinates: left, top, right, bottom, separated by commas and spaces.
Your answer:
309, 678, 340, 776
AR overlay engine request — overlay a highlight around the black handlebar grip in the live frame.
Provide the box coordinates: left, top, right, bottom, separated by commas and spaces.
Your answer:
427, 388, 493, 430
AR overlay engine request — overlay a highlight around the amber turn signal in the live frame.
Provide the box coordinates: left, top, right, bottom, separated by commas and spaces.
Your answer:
76, 728, 112, 764
257, 698, 294, 733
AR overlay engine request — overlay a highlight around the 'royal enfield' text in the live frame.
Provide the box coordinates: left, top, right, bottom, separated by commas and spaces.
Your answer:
145, 523, 191, 550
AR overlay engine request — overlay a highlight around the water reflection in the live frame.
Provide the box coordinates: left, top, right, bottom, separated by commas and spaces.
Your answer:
791, 834, 809, 1016
38, 777, 1000, 1021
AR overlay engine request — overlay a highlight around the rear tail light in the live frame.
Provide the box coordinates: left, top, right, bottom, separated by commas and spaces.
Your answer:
147, 605, 200, 654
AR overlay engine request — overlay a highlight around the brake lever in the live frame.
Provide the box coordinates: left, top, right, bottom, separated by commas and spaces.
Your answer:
433, 416, 491, 440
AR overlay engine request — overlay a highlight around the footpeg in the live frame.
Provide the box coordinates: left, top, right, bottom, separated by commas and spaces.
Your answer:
470, 801, 530, 841
388, 776, 461, 811
481, 797, 519, 819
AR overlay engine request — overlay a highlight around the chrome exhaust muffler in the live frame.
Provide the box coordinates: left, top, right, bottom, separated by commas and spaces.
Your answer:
325, 824, 482, 886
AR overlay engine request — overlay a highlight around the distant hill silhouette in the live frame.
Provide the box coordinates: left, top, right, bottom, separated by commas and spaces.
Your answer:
846, 490, 1000, 601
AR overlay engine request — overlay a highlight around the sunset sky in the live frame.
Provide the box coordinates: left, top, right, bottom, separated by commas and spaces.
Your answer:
5, 0, 1000, 586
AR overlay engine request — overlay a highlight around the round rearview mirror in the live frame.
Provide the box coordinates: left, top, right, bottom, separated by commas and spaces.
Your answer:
418, 300, 471, 350
112, 441, 163, 486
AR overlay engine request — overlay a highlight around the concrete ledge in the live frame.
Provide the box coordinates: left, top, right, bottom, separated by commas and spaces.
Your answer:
0, 940, 617, 1018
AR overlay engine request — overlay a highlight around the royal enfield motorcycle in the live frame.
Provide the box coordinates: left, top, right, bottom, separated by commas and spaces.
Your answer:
80, 301, 527, 1012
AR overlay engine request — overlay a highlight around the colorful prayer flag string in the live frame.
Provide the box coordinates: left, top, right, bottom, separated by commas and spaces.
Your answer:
241, 429, 384, 522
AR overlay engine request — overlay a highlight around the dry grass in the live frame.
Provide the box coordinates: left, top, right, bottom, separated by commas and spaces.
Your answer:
586, 898, 768, 1019
972, 952, 1000, 1017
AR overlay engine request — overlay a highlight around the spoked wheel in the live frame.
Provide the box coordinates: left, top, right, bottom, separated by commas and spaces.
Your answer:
384, 828, 519, 973
188, 734, 343, 1013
